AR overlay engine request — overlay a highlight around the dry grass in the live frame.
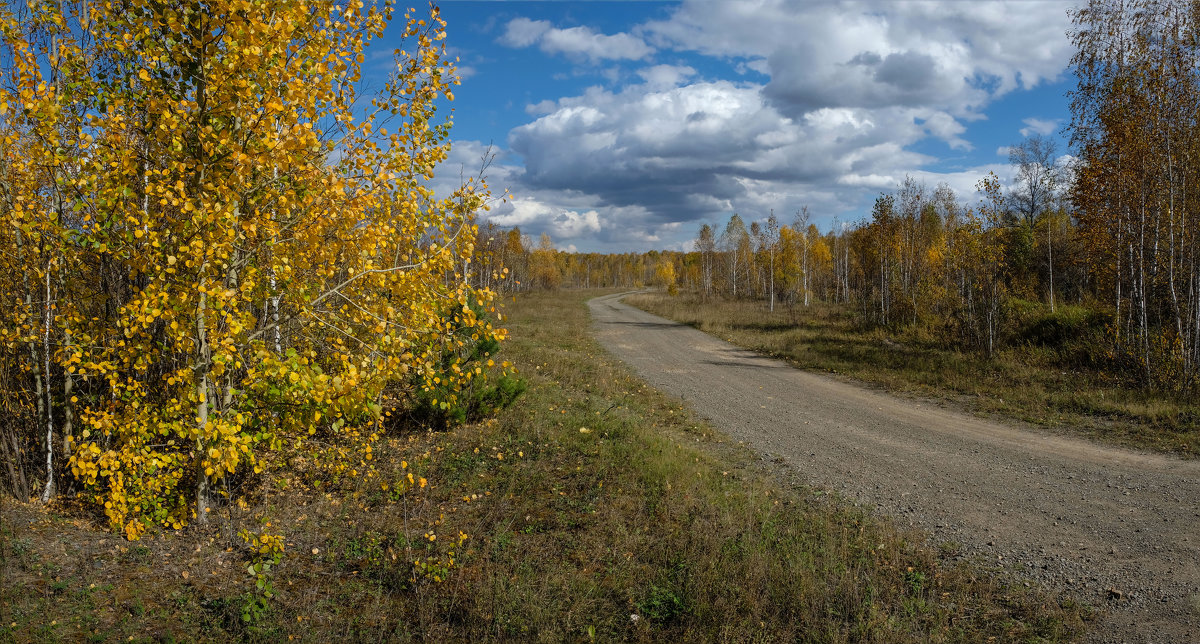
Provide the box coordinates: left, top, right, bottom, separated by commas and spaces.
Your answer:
0, 289, 1088, 642
626, 291, 1198, 456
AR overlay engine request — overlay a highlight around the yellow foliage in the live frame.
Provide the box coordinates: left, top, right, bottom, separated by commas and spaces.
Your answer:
1, 2, 507, 537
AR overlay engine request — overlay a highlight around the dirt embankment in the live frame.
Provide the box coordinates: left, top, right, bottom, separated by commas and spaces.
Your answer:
589, 293, 1200, 644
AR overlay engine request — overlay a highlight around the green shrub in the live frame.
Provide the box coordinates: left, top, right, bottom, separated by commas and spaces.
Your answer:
407, 297, 526, 430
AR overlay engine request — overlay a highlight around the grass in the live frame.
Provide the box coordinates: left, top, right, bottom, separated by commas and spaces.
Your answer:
0, 289, 1089, 642
626, 291, 1198, 456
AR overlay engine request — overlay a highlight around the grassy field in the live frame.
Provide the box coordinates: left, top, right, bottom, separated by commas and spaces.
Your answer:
626, 291, 1198, 456
1, 289, 1088, 642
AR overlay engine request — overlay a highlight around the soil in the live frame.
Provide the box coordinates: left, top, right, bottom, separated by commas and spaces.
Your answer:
590, 293, 1200, 644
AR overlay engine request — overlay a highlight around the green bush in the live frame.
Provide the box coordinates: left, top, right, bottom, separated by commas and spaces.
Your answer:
407, 297, 526, 430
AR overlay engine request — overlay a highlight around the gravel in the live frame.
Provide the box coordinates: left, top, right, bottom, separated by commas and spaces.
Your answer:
590, 293, 1200, 644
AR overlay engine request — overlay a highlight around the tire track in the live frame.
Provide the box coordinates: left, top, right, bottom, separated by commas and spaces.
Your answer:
589, 293, 1200, 643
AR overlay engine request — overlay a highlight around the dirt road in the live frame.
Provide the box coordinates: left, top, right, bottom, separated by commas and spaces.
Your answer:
589, 293, 1200, 643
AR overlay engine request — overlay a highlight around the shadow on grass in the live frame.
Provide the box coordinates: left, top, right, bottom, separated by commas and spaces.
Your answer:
608, 320, 687, 331
726, 321, 798, 333
701, 359, 792, 371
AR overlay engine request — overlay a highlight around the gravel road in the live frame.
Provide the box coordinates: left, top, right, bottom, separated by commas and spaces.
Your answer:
589, 293, 1200, 643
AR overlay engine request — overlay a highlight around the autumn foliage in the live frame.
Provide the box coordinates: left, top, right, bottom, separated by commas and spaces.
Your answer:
0, 1, 510, 536
1069, 0, 1200, 391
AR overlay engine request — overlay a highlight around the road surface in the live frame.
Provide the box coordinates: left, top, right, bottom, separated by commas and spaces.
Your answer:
589, 292, 1200, 643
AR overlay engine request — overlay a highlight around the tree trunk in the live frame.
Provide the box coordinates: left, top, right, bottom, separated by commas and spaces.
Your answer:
1047, 212, 1055, 313
194, 268, 211, 523
39, 267, 56, 503
768, 253, 775, 312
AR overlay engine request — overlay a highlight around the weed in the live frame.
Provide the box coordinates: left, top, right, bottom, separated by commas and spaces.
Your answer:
9, 536, 32, 559
904, 567, 927, 594
239, 592, 269, 626
119, 544, 152, 564
637, 585, 688, 624
938, 540, 963, 558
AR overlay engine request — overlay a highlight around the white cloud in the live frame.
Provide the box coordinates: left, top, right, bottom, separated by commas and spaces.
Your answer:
488, 198, 601, 238
645, 0, 1072, 118
1019, 117, 1060, 137
499, 18, 653, 64
636, 64, 697, 90
543, 26, 654, 62
506, 80, 951, 234
525, 99, 557, 116
499, 17, 551, 48
481, 190, 684, 251
921, 111, 970, 150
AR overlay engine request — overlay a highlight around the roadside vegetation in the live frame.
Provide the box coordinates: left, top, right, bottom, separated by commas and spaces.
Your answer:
627, 292, 1198, 456
1, 290, 1090, 642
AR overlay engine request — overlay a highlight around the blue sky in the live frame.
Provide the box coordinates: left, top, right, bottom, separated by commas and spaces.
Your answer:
378, 1, 1078, 253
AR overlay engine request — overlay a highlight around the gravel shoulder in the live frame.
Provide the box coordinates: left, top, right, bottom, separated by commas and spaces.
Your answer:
589, 292, 1200, 644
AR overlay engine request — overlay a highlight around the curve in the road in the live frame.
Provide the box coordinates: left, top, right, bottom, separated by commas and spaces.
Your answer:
589, 292, 1200, 644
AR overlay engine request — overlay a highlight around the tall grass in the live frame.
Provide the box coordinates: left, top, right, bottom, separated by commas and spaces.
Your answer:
0, 289, 1087, 642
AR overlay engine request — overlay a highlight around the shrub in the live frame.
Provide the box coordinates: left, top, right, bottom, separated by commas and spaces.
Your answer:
407, 297, 525, 430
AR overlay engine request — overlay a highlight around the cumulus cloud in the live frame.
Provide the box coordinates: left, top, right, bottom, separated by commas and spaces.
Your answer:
482, 191, 684, 250
488, 198, 602, 237
478, 1, 1078, 250
525, 99, 557, 116
499, 17, 653, 63
499, 17, 550, 48
505, 79, 952, 235
921, 111, 970, 150
645, 0, 1072, 118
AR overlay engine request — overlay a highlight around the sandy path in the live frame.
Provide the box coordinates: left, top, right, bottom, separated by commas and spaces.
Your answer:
588, 293, 1200, 643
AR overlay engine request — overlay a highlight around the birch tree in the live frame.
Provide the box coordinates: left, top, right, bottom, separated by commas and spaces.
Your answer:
1, 1, 506, 536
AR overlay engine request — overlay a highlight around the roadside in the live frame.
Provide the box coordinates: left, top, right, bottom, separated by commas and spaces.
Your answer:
626, 292, 1198, 457
600, 291, 1200, 643
0, 289, 1085, 642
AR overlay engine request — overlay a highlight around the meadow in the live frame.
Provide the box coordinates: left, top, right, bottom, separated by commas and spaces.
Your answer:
0, 290, 1088, 642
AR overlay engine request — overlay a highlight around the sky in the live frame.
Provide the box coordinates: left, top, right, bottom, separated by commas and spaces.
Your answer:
374, 0, 1080, 253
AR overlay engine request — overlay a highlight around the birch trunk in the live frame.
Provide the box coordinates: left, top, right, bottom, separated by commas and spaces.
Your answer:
194, 267, 211, 522
39, 267, 55, 503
